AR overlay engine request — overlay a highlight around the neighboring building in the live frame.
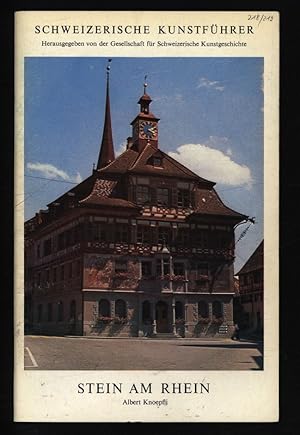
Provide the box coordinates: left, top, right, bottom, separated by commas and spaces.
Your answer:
235, 241, 264, 332
24, 69, 248, 338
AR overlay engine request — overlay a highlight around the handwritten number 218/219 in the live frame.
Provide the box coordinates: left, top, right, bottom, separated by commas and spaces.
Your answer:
248, 14, 274, 26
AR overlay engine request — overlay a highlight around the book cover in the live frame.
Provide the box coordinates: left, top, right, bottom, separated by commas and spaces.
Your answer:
14, 10, 279, 422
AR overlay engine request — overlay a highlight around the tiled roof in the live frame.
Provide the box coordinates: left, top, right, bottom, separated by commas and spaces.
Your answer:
79, 178, 139, 209
99, 143, 214, 183
237, 241, 264, 275
98, 148, 139, 174
80, 196, 139, 209
193, 188, 247, 219
47, 174, 96, 207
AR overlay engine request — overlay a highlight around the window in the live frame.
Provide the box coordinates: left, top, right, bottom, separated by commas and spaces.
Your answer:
115, 299, 126, 318
215, 231, 230, 249
158, 227, 171, 244
194, 230, 209, 248
58, 301, 64, 321
37, 304, 43, 322
52, 267, 57, 283
142, 301, 151, 322
174, 262, 185, 276
141, 261, 152, 277
137, 226, 152, 244
136, 185, 150, 204
115, 224, 128, 243
198, 301, 209, 318
37, 244, 41, 259
60, 265, 65, 281
58, 232, 65, 250
99, 299, 110, 317
253, 270, 262, 284
177, 228, 190, 245
153, 157, 162, 167
68, 262, 73, 279
175, 301, 184, 319
89, 222, 107, 242
212, 301, 223, 318
157, 188, 169, 206
74, 225, 81, 243
177, 189, 190, 207
191, 262, 209, 279
45, 269, 50, 284
47, 303, 53, 322
75, 260, 81, 276
44, 238, 52, 256
70, 300, 76, 320
115, 260, 127, 273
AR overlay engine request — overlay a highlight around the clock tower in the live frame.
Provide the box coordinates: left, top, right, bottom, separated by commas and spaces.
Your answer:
131, 78, 160, 153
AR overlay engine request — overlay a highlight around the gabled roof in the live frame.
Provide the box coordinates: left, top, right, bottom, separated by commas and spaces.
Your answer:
99, 143, 214, 183
237, 241, 264, 275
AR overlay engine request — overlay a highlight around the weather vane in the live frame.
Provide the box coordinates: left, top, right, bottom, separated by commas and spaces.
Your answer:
143, 74, 148, 93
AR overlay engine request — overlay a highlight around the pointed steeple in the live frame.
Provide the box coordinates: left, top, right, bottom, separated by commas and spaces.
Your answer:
97, 60, 115, 170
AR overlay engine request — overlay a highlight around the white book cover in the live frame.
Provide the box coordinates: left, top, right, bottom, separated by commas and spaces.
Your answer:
14, 10, 279, 422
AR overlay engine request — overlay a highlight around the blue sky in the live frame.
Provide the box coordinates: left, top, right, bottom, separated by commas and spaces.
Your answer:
24, 57, 263, 273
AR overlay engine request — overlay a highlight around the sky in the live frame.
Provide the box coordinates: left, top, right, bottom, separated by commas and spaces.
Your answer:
24, 57, 263, 273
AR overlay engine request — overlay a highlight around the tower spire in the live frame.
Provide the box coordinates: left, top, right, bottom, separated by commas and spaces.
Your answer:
97, 59, 115, 170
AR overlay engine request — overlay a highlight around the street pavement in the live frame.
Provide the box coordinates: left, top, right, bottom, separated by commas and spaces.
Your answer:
24, 335, 263, 370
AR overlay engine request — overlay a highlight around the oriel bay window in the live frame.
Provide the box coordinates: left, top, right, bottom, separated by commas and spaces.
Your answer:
156, 258, 170, 277
158, 226, 171, 244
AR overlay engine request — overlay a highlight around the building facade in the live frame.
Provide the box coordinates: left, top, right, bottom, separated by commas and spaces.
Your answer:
25, 71, 248, 338
234, 241, 264, 333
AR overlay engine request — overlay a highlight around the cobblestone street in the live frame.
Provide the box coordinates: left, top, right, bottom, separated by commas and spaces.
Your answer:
24, 335, 263, 370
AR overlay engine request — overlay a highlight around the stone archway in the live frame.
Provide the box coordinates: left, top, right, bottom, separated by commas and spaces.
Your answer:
156, 301, 169, 333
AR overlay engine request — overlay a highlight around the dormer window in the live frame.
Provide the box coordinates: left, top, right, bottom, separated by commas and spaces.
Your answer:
153, 157, 162, 167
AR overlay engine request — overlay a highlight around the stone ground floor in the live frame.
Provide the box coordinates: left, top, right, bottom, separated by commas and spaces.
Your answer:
24, 335, 263, 370
28, 290, 236, 338
84, 291, 235, 338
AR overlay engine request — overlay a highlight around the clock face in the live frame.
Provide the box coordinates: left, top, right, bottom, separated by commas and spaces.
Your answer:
139, 121, 158, 139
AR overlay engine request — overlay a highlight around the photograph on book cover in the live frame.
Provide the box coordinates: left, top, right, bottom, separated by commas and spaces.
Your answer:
14, 11, 279, 422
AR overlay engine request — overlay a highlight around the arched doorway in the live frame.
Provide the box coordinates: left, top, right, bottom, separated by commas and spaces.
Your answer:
156, 301, 169, 333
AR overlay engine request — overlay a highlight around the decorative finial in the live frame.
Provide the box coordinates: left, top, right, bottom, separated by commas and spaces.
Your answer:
92, 162, 95, 171
106, 59, 112, 76
143, 74, 148, 94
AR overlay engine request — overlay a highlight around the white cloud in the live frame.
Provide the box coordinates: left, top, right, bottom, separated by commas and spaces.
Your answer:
197, 77, 224, 92
152, 93, 184, 104
27, 162, 82, 183
168, 144, 252, 187
115, 142, 127, 157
